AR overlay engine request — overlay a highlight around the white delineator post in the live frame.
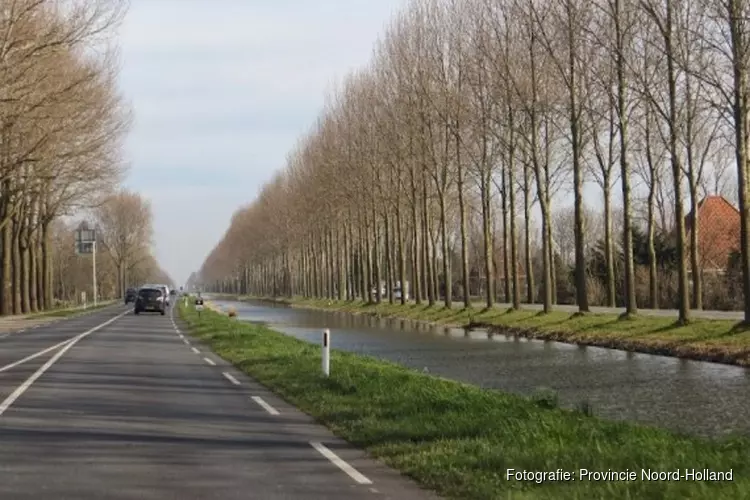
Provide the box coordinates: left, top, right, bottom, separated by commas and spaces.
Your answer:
322, 329, 330, 377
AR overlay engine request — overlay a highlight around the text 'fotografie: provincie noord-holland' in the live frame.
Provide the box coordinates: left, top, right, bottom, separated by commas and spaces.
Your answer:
507, 469, 734, 483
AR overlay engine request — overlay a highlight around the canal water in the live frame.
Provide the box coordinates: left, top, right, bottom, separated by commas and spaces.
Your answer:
209, 298, 750, 438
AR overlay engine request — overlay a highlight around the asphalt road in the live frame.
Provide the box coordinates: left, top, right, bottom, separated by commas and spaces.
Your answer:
0, 303, 438, 499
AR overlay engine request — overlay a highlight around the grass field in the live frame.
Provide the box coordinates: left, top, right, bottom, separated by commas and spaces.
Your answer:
225, 295, 750, 367
178, 300, 750, 500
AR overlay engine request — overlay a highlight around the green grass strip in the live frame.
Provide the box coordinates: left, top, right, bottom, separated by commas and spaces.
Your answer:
178, 301, 750, 499
26, 300, 117, 319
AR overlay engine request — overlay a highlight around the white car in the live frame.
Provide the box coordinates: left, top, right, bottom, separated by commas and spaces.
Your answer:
160, 285, 171, 305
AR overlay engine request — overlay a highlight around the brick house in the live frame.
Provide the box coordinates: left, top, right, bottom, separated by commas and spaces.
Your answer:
684, 195, 741, 274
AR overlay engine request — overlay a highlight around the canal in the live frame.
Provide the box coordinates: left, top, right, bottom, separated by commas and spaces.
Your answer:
209, 298, 750, 438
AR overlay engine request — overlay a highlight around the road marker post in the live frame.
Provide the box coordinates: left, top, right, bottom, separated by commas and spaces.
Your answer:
322, 329, 330, 377
195, 297, 204, 318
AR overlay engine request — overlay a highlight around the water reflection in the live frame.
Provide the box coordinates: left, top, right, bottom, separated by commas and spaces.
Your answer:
210, 298, 750, 438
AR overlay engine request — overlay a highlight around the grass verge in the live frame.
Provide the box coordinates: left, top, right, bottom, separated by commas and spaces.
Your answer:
237, 295, 750, 367
178, 301, 750, 500
26, 300, 117, 319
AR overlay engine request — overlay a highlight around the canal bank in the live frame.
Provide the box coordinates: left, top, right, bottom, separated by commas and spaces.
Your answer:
206, 296, 750, 438
227, 295, 750, 368
178, 300, 750, 500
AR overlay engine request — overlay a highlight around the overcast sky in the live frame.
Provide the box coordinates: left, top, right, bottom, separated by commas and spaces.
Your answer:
119, 0, 404, 286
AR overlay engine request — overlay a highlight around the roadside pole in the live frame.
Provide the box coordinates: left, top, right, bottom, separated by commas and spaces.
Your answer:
322, 329, 330, 377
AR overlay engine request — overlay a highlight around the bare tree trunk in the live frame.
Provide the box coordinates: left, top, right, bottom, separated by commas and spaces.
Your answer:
328, 228, 336, 300
439, 195, 452, 308
371, 209, 381, 303
337, 226, 344, 301
688, 181, 702, 309
410, 167, 422, 304
615, 0, 637, 316
312, 238, 320, 298
397, 199, 407, 305
457, 138, 470, 308
501, 167, 510, 303
0, 201, 8, 315
603, 178, 615, 307
422, 176, 434, 306
28, 229, 37, 312
364, 213, 373, 303
508, 121, 520, 310
727, 0, 750, 323
523, 162, 534, 304
21, 233, 30, 313
11, 219, 22, 315
384, 213, 394, 304
663, 1, 690, 323
481, 169, 494, 309
35, 239, 44, 310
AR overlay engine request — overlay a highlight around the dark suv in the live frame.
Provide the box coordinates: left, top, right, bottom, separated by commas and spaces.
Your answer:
124, 288, 137, 304
134, 287, 166, 315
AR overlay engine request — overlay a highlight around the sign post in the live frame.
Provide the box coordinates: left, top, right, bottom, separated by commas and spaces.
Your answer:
75, 222, 98, 307
195, 297, 204, 318
81, 291, 87, 310
322, 329, 330, 377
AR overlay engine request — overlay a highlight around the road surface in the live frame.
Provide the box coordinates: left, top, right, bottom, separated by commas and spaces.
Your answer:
0, 303, 438, 499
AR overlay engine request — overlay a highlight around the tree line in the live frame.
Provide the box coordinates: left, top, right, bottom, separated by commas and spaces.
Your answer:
198, 0, 750, 324
0, 0, 169, 315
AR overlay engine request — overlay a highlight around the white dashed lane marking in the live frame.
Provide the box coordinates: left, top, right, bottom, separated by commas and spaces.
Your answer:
222, 372, 240, 385
251, 396, 280, 416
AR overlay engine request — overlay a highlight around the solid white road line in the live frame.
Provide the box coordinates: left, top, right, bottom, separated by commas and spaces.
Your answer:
0, 337, 76, 374
309, 442, 372, 485
222, 372, 240, 385
191, 347, 200, 354
251, 396, 280, 416
0, 310, 130, 417
203, 357, 216, 366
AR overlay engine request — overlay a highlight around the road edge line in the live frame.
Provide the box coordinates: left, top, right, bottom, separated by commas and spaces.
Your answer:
0, 309, 130, 417
0, 337, 77, 374
309, 441, 372, 485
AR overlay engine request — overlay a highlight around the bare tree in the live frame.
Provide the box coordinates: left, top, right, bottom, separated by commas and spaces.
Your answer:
94, 190, 153, 298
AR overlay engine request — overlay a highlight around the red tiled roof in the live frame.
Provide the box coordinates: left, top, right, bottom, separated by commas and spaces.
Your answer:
685, 195, 740, 270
